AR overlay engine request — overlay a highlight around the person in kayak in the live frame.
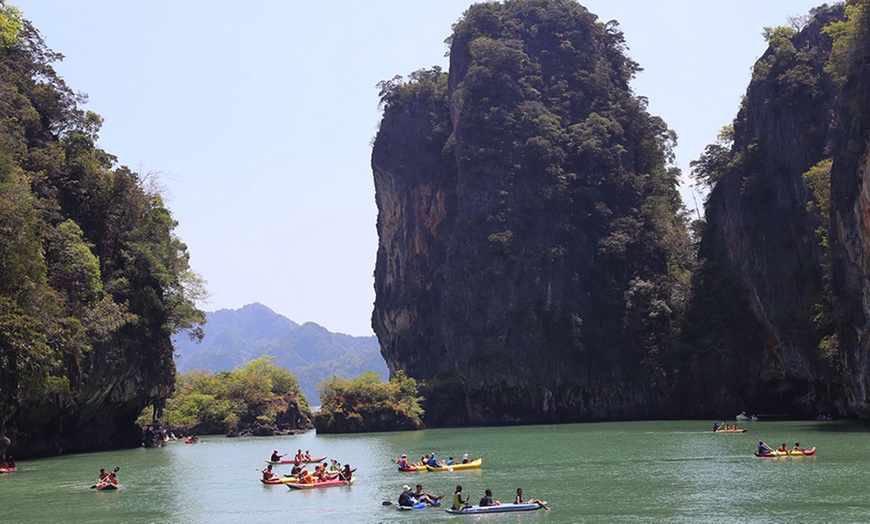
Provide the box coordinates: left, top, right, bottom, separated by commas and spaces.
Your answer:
294, 449, 304, 463
480, 488, 500, 507
758, 441, 773, 454
462, 453, 470, 464
515, 488, 549, 510
297, 469, 313, 484
426, 453, 441, 468
107, 472, 119, 486
792, 442, 805, 453
452, 485, 469, 510
338, 463, 355, 481
777, 443, 789, 453
262, 465, 276, 481
304, 450, 312, 461
270, 450, 283, 462
98, 468, 109, 481
397, 454, 410, 469
413, 483, 443, 505
398, 485, 416, 507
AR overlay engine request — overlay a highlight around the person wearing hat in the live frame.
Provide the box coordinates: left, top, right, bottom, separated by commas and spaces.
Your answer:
398, 484, 416, 507
426, 452, 441, 468
462, 453, 470, 464
397, 453, 410, 470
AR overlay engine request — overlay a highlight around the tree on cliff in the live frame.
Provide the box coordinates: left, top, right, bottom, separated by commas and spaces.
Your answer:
373, 0, 692, 425
0, 3, 205, 457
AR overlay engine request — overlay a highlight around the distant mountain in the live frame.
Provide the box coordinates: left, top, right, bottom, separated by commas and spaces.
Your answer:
172, 303, 388, 403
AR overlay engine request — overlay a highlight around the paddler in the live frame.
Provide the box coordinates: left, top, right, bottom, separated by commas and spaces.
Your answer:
262, 464, 276, 481
270, 450, 283, 462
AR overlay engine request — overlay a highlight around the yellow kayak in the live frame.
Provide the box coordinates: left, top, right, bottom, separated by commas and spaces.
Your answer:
426, 458, 482, 471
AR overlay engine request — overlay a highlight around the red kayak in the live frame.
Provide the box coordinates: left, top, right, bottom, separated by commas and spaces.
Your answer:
0, 467, 16, 473
755, 447, 816, 457
266, 455, 326, 465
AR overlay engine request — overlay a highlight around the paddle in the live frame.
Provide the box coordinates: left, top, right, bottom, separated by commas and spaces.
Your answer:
90, 466, 120, 489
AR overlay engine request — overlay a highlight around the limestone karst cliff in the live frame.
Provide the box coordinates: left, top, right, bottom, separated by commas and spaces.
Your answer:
373, 0, 691, 425
678, 4, 845, 416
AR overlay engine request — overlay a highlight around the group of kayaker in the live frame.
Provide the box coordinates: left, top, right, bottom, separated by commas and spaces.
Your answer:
757, 441, 807, 454
397, 451, 472, 469
93, 467, 119, 488
261, 453, 355, 485
447, 485, 548, 510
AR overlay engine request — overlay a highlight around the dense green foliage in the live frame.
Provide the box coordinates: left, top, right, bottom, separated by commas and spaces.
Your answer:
313, 371, 424, 432
154, 357, 310, 434
0, 2, 204, 452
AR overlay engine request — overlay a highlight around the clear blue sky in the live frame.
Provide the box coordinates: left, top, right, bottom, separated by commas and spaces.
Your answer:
13, 0, 827, 336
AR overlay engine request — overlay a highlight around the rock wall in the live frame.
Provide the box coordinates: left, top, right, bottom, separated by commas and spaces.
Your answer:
373, 1, 690, 425
678, 6, 844, 416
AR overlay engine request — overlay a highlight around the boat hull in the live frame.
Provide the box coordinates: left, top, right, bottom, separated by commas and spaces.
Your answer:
286, 477, 354, 489
755, 447, 816, 457
426, 458, 482, 472
446, 503, 542, 514
267, 455, 326, 465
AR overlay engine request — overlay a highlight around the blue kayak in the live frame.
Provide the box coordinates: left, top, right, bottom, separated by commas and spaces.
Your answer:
397, 502, 430, 510
446, 503, 543, 514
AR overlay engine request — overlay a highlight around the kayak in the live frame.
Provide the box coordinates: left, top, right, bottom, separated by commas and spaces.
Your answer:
714, 428, 747, 433
95, 482, 119, 491
755, 447, 816, 457
397, 502, 439, 510
398, 464, 427, 472
286, 477, 354, 489
426, 458, 483, 471
0, 467, 16, 473
260, 476, 299, 485
446, 503, 543, 514
266, 455, 326, 465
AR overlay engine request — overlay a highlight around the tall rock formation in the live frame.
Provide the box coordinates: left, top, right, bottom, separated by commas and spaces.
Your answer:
373, 0, 691, 425
680, 5, 845, 416
828, 0, 870, 418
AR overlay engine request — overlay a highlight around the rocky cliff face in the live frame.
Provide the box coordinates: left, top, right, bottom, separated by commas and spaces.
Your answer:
829, 2, 870, 418
373, 0, 690, 425
679, 6, 844, 416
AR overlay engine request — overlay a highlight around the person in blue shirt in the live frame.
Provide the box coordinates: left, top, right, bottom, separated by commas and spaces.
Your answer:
427, 453, 440, 468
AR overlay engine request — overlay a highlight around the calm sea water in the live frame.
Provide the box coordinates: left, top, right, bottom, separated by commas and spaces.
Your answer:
1, 420, 869, 523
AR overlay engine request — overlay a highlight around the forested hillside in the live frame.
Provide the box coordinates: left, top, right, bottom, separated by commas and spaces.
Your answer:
0, 4, 203, 457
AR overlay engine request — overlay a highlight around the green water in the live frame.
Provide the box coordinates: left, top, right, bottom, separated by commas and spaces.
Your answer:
2, 420, 869, 523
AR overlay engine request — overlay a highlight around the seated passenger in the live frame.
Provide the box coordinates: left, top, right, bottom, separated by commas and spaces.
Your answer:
479, 488, 500, 507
